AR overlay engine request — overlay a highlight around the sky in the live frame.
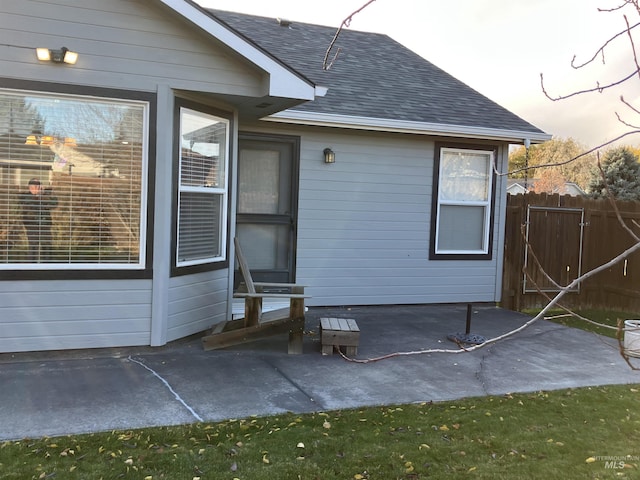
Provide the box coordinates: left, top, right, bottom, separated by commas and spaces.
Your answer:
196, 0, 640, 148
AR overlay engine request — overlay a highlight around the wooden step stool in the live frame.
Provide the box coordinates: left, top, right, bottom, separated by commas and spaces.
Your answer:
320, 317, 360, 355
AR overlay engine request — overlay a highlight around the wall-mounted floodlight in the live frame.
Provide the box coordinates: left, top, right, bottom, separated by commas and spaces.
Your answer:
36, 47, 78, 65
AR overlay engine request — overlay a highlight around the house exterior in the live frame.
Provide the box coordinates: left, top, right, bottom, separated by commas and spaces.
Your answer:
0, 0, 550, 353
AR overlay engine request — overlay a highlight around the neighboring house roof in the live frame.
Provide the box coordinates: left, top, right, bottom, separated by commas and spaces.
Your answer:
506, 180, 530, 195
209, 9, 551, 143
507, 179, 586, 196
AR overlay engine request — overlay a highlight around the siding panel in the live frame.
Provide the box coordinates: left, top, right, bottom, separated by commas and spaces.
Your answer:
167, 270, 228, 342
0, 279, 152, 353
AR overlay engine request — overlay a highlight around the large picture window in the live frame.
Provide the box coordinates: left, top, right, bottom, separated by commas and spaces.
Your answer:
431, 146, 495, 259
176, 107, 228, 268
0, 88, 148, 269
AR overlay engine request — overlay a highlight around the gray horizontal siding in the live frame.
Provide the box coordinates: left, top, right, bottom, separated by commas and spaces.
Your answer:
1, 0, 264, 95
0, 279, 152, 353
167, 269, 228, 342
242, 124, 506, 307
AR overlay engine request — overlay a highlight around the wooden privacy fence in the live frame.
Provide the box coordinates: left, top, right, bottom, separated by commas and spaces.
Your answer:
502, 193, 640, 312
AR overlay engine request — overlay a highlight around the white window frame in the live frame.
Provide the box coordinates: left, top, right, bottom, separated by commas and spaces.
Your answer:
434, 147, 493, 256
176, 107, 229, 268
0, 88, 149, 271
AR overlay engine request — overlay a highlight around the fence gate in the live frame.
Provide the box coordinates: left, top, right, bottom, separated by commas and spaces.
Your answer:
523, 206, 585, 293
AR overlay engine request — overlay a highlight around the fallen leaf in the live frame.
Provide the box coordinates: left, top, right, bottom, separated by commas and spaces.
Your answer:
468, 466, 477, 472
439, 425, 449, 431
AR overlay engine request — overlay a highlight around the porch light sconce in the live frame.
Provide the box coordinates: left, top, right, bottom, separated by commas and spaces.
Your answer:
36, 47, 78, 65
323, 148, 335, 164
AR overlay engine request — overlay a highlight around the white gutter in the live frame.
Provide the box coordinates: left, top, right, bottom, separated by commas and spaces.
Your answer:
265, 110, 552, 144
158, 0, 316, 101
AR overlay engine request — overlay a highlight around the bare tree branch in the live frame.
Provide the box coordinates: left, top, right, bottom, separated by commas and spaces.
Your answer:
498, 130, 640, 178
571, 20, 640, 68
323, 0, 377, 70
624, 15, 640, 80
540, 70, 638, 101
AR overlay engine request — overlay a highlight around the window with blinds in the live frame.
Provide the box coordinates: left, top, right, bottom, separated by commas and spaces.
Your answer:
432, 146, 494, 259
0, 89, 147, 268
176, 107, 228, 267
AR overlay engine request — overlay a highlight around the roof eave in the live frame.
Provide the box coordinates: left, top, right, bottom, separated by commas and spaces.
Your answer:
265, 110, 552, 144
156, 0, 316, 101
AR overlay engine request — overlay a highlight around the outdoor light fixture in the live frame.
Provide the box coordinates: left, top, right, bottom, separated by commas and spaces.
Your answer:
36, 47, 78, 65
323, 147, 335, 164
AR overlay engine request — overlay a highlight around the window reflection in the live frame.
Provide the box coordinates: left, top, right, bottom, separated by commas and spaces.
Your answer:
0, 90, 146, 267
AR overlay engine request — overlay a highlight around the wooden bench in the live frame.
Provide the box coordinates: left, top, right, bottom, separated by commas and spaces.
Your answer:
202, 237, 309, 354
320, 317, 360, 356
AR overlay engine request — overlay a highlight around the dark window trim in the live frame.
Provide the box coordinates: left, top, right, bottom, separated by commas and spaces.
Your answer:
429, 142, 497, 261
170, 98, 233, 277
0, 78, 156, 280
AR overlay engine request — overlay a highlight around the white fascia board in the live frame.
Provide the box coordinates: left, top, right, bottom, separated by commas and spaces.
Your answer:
265, 110, 552, 144
158, 0, 316, 100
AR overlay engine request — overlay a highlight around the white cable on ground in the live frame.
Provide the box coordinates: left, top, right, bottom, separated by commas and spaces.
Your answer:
127, 356, 203, 422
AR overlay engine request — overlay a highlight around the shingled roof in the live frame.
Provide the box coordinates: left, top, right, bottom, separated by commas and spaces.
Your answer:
210, 9, 549, 141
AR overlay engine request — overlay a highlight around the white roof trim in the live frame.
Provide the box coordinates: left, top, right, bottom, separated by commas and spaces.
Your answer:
265, 110, 552, 143
157, 0, 316, 100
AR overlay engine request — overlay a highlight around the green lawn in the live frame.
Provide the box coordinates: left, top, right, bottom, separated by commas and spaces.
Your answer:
524, 309, 640, 339
1, 385, 639, 479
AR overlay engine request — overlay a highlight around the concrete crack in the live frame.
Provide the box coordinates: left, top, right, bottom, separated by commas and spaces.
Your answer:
262, 358, 321, 409
475, 346, 493, 396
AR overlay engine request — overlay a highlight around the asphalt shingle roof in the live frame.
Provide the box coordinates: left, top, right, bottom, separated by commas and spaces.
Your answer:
210, 9, 546, 136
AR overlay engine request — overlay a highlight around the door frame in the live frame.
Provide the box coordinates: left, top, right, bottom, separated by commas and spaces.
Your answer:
235, 132, 300, 285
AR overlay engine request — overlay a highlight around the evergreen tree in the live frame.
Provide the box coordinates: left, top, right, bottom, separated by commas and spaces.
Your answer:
587, 147, 640, 200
